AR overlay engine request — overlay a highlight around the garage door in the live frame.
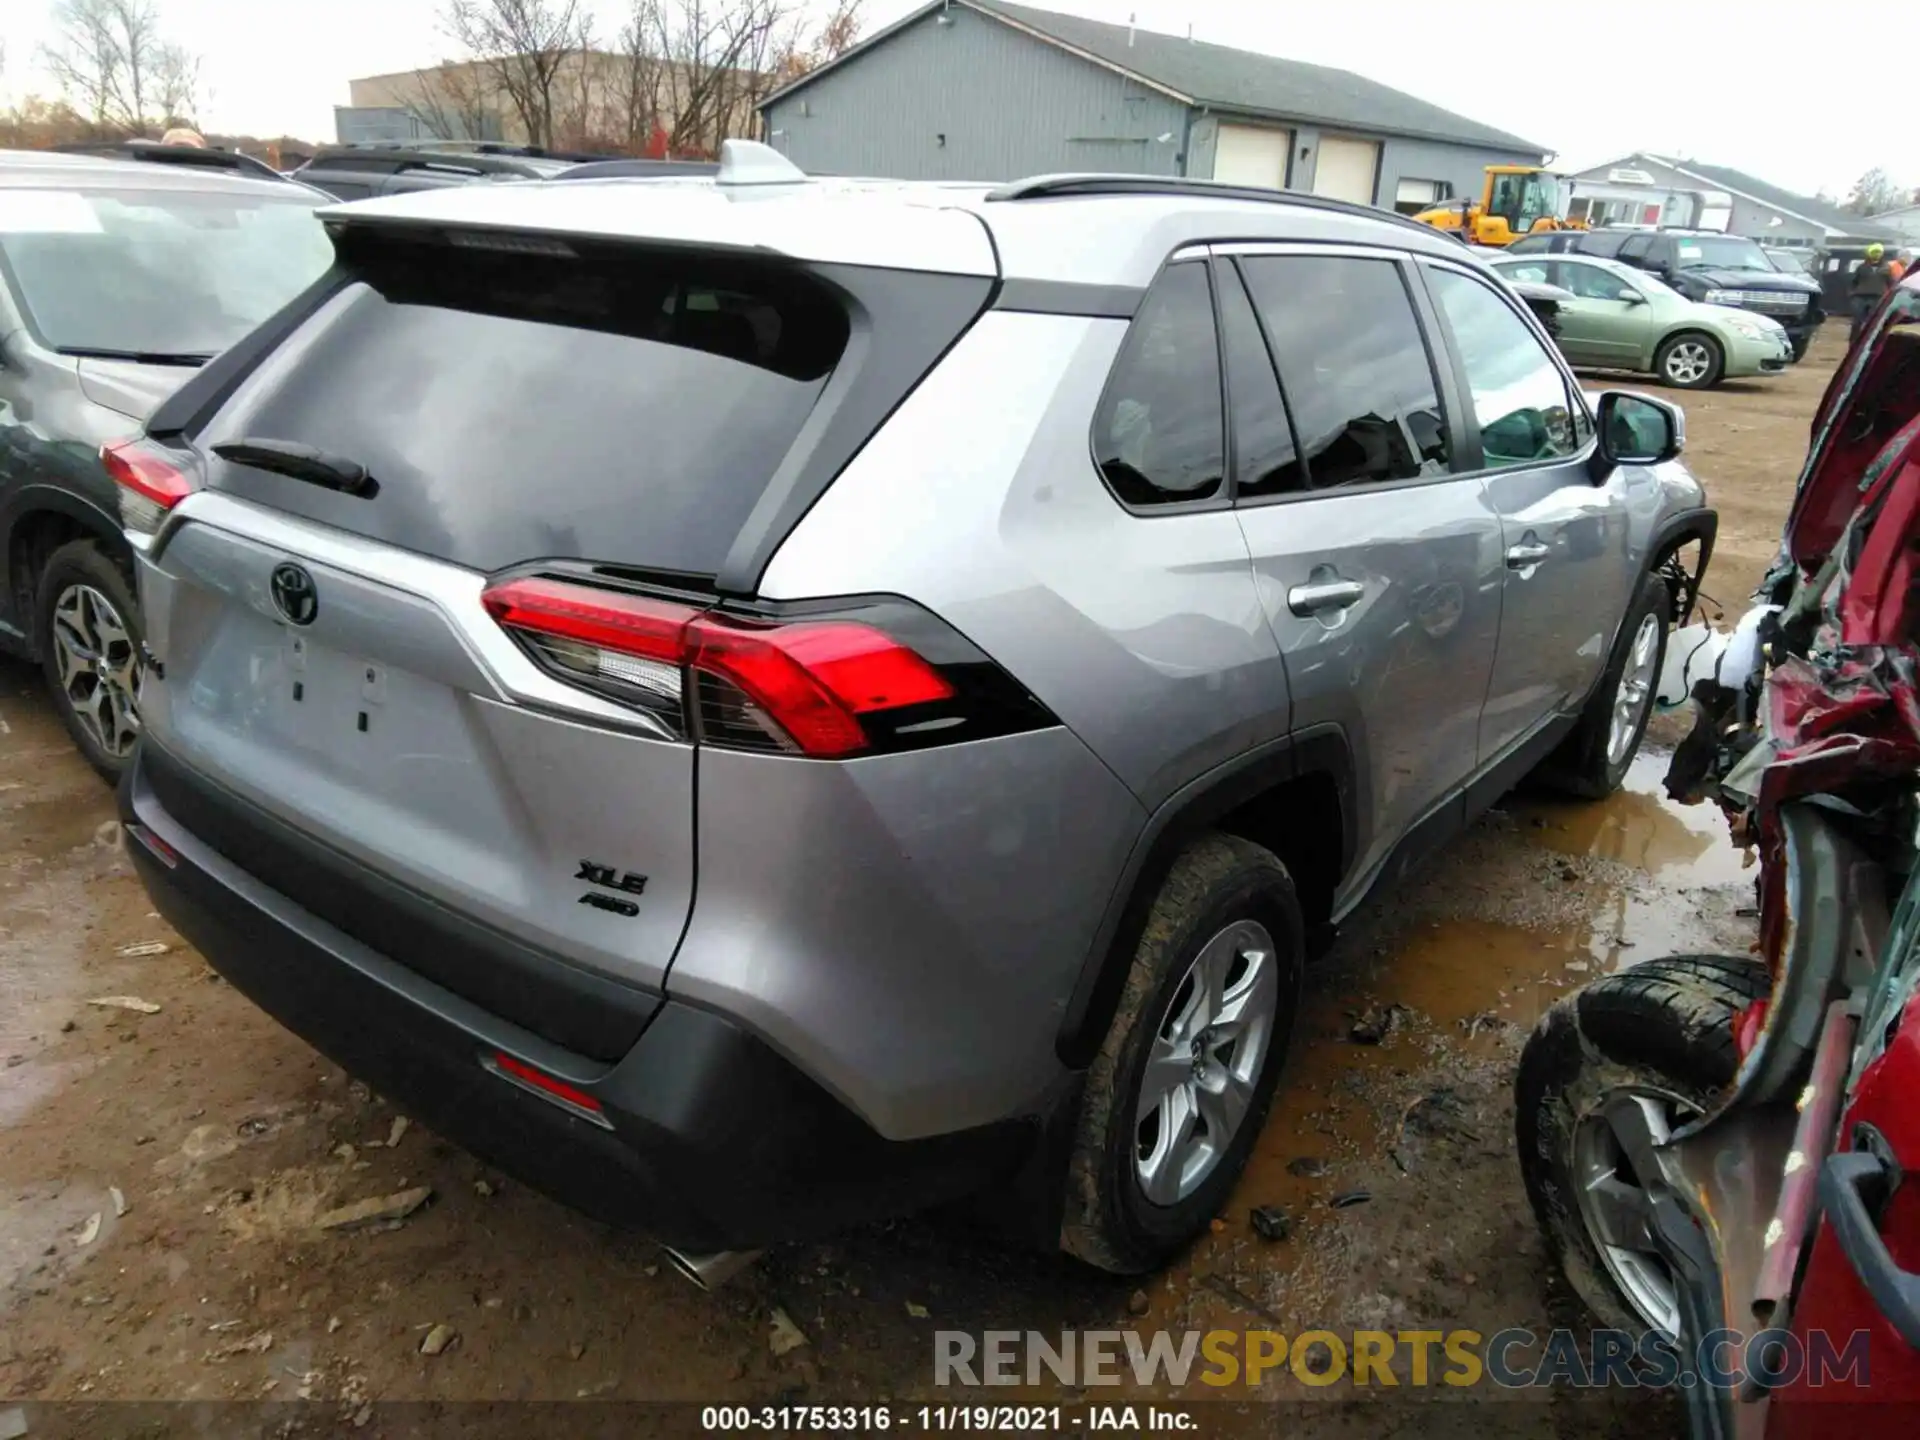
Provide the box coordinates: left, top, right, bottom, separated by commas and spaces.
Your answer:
1313, 135, 1380, 205
1212, 124, 1291, 189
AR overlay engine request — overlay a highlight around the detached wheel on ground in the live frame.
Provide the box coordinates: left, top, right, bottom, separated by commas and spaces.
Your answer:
36, 539, 144, 784
1061, 833, 1305, 1273
1515, 953, 1769, 1333
1655, 331, 1725, 390
1536, 570, 1669, 799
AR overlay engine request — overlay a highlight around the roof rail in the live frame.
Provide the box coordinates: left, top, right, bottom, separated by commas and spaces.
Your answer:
985, 173, 1450, 242
52, 140, 287, 182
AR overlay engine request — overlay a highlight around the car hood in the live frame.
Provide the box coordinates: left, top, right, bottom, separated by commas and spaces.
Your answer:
74, 356, 197, 423
1677, 264, 1820, 295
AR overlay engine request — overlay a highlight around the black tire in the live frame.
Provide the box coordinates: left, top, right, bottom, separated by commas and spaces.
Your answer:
1535, 570, 1669, 799
35, 539, 144, 785
1654, 330, 1725, 390
1061, 833, 1304, 1273
1516, 954, 1769, 1331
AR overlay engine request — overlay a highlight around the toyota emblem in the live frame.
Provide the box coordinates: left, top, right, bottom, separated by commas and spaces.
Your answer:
270, 562, 318, 626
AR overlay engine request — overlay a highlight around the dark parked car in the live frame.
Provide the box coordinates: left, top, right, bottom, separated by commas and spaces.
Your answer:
0, 149, 334, 777
290, 144, 573, 201
1511, 227, 1823, 359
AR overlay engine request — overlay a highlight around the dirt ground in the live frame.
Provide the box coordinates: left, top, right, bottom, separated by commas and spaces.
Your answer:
0, 332, 1831, 1438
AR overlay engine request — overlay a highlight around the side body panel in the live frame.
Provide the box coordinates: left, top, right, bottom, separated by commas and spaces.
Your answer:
0, 326, 136, 648
759, 309, 1292, 814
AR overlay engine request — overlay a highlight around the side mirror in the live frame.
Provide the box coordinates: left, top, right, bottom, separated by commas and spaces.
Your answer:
1620, 290, 1647, 306
1593, 391, 1684, 475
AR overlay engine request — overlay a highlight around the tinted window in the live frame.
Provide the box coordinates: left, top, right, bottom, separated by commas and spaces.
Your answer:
1575, 231, 1632, 258
201, 230, 854, 576
309, 180, 376, 201
1617, 234, 1655, 263
1428, 268, 1577, 468
1093, 262, 1224, 506
1506, 234, 1553, 256
1215, 264, 1304, 498
1238, 255, 1449, 490
0, 187, 331, 356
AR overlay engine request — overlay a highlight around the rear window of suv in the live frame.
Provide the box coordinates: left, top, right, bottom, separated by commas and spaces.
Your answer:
199, 226, 853, 579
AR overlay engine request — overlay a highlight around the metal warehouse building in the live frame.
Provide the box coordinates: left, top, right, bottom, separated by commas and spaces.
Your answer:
758, 0, 1547, 208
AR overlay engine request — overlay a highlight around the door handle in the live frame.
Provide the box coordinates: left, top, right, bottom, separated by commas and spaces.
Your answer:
1506, 542, 1552, 569
1820, 1147, 1920, 1349
1287, 578, 1365, 617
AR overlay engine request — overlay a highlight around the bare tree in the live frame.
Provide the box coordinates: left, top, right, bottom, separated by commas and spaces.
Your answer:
442, 0, 582, 148
399, 61, 498, 140
1846, 167, 1905, 218
152, 41, 199, 125
642, 0, 794, 158
612, 1, 670, 153
40, 0, 182, 134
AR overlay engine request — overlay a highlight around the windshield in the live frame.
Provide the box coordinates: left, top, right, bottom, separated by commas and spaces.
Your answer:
1766, 249, 1812, 276
0, 187, 333, 358
1671, 235, 1773, 272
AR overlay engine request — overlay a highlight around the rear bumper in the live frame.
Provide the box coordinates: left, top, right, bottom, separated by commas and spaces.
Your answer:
120, 743, 1035, 1253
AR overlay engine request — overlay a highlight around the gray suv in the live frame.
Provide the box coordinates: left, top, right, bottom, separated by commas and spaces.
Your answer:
114, 145, 1716, 1277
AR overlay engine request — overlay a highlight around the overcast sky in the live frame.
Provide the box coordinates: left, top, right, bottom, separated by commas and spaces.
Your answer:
3, 0, 1905, 199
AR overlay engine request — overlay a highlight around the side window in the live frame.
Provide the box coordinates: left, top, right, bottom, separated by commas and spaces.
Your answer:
1427, 267, 1578, 468
1093, 262, 1224, 507
1498, 260, 1553, 285
1236, 254, 1449, 490
1215, 264, 1305, 498
1561, 262, 1636, 302
1617, 234, 1653, 264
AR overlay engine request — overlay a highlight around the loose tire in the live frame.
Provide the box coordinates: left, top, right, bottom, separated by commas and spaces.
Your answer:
1515, 954, 1769, 1333
1536, 571, 1669, 799
1655, 331, 1725, 390
36, 539, 144, 784
1061, 833, 1304, 1273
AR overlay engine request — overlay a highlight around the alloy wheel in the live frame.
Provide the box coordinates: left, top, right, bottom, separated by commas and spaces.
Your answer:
1664, 341, 1714, 386
1606, 612, 1660, 767
51, 582, 141, 760
1134, 920, 1279, 1205
1573, 1090, 1692, 1336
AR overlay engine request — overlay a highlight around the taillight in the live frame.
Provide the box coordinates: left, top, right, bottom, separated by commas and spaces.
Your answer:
102, 438, 194, 536
481, 576, 967, 758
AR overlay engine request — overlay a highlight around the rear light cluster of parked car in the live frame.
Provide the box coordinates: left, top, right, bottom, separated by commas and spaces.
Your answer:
479, 576, 955, 757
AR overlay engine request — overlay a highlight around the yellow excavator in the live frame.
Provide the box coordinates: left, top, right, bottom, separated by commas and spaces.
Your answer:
1412, 166, 1587, 247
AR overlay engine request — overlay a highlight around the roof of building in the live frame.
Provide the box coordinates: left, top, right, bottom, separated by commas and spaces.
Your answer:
761, 0, 1547, 155
1588, 152, 1901, 241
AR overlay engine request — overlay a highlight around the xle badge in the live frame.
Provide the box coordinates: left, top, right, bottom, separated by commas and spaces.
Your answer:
576, 859, 648, 918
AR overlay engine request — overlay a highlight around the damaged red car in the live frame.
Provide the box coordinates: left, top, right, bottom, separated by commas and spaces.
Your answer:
1518, 273, 1920, 1429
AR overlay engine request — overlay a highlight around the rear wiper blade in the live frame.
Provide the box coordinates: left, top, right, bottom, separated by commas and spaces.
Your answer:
60, 345, 213, 366
211, 438, 377, 497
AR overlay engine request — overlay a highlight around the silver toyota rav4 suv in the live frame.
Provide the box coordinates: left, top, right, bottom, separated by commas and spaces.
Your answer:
111, 144, 1715, 1278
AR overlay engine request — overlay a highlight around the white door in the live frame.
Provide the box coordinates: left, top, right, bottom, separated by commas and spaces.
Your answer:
1212, 123, 1291, 189
1313, 135, 1380, 204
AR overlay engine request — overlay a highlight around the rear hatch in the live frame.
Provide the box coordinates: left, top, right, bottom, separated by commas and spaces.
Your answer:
134, 205, 994, 1060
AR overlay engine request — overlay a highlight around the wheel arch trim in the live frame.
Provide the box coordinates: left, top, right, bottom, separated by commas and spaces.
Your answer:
1054, 724, 1356, 1068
